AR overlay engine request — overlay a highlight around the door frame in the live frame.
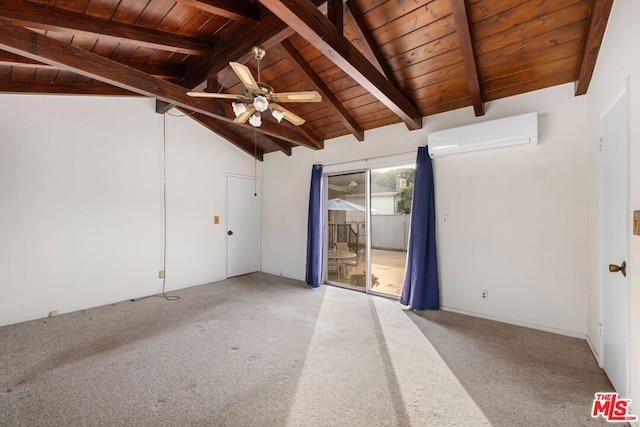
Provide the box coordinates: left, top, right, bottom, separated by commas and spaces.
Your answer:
226, 173, 261, 278
322, 163, 413, 299
323, 169, 371, 292
598, 79, 630, 395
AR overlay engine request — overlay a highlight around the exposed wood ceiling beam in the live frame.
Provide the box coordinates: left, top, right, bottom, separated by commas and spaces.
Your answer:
0, 50, 45, 68
175, 15, 293, 92
0, 51, 184, 79
295, 125, 324, 149
169, 110, 318, 154
181, 109, 292, 158
246, 122, 322, 149
0, 24, 322, 149
156, 2, 327, 117
128, 63, 184, 81
165, 0, 327, 97
280, 39, 364, 141
174, 0, 260, 22
180, 109, 265, 160
0, 0, 214, 56
258, 0, 422, 130
155, 12, 296, 115
451, 0, 484, 116
327, 0, 344, 34
344, 0, 398, 87
266, 136, 293, 156
575, 0, 614, 96
156, 100, 175, 114
0, 79, 135, 96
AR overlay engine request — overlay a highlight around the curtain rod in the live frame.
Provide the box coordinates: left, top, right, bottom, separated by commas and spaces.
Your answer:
320, 148, 420, 168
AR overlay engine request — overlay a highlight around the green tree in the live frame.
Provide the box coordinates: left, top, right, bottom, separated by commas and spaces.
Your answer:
396, 182, 413, 214
371, 170, 394, 189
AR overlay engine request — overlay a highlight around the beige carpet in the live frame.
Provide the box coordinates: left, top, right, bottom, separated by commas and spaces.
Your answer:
285, 285, 489, 426
0, 273, 617, 426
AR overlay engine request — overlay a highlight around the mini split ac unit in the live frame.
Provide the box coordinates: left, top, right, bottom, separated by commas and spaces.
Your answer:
427, 112, 538, 158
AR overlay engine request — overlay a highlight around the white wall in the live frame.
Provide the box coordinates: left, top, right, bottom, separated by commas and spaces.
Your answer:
262, 83, 588, 337
585, 0, 640, 411
163, 112, 256, 290
0, 95, 255, 326
436, 90, 587, 336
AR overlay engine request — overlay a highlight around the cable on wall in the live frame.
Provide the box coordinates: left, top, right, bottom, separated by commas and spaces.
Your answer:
133, 113, 179, 302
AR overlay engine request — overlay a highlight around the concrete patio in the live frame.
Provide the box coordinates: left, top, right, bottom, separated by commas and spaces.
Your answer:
327, 249, 406, 297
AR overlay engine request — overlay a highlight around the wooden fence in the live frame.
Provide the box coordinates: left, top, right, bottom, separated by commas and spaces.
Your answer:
371, 214, 410, 251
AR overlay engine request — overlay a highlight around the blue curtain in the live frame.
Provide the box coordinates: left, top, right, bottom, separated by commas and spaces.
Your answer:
401, 146, 439, 310
305, 164, 323, 287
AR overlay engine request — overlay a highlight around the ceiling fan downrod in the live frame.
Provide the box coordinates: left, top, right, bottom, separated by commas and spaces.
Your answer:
252, 46, 266, 83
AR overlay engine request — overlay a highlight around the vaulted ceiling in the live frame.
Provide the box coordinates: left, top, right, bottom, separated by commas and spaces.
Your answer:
0, 0, 613, 160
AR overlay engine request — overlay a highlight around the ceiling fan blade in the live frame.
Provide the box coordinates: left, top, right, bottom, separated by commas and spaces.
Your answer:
234, 105, 255, 123
229, 62, 260, 92
272, 104, 306, 126
272, 91, 322, 103
187, 92, 247, 100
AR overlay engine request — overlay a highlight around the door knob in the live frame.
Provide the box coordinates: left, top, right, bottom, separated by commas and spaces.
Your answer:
608, 261, 626, 277
227, 230, 233, 236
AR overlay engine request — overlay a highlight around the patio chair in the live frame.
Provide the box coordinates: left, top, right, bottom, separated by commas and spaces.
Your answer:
343, 248, 363, 274
328, 258, 341, 278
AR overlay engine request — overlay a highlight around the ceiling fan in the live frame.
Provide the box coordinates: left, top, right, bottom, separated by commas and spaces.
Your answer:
187, 46, 322, 127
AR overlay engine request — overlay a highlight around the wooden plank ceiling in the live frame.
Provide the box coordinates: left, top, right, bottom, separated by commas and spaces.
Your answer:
0, 0, 613, 159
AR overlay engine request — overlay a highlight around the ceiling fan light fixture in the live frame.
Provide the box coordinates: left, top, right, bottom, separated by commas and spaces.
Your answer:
253, 95, 269, 112
271, 108, 284, 123
188, 47, 320, 128
232, 102, 247, 117
248, 112, 262, 127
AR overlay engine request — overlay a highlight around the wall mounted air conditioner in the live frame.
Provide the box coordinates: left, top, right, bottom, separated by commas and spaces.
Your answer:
427, 112, 538, 158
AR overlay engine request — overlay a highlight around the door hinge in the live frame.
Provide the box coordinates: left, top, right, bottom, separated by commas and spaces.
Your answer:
598, 323, 603, 337
599, 138, 604, 152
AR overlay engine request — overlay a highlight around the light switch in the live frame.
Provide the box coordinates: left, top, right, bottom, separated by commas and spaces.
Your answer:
214, 216, 220, 225
634, 211, 640, 236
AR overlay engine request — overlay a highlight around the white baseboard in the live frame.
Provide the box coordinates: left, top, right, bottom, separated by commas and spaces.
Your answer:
585, 335, 602, 367
0, 276, 229, 328
259, 268, 303, 281
440, 306, 587, 339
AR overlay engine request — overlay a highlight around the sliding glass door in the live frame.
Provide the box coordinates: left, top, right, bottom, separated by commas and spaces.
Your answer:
326, 171, 367, 289
325, 163, 415, 298
369, 165, 414, 297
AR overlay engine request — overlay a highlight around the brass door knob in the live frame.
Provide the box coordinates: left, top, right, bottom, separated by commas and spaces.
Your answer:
608, 261, 627, 277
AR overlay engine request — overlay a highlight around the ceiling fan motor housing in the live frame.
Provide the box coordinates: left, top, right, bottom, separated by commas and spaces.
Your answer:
251, 46, 266, 61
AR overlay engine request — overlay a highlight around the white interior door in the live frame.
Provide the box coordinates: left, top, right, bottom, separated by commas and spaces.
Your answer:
227, 175, 260, 277
600, 83, 629, 394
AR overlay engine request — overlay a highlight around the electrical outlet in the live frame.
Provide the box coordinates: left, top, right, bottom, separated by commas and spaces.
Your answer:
480, 290, 488, 300
158, 270, 165, 279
